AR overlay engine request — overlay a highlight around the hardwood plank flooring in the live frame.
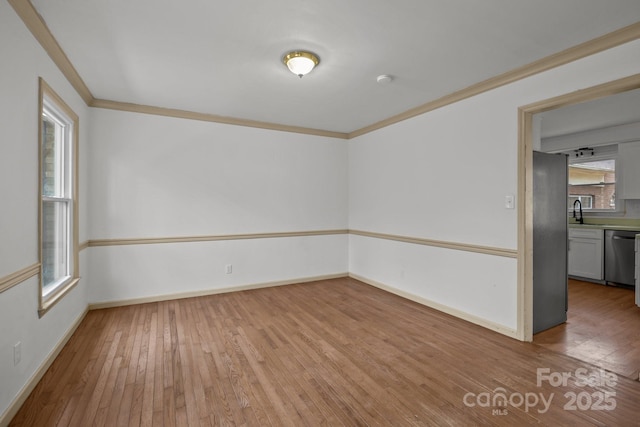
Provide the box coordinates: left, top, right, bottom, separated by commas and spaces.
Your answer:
10, 278, 640, 426
535, 279, 640, 381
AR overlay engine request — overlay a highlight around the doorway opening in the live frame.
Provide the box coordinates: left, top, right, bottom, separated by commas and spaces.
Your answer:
517, 74, 640, 342
520, 75, 640, 379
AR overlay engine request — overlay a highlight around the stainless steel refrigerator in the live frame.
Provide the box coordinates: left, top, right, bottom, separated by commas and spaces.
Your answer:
533, 151, 568, 334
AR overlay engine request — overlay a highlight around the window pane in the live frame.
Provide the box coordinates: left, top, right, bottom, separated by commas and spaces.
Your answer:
42, 115, 64, 197
42, 200, 69, 289
568, 159, 615, 210
569, 195, 593, 209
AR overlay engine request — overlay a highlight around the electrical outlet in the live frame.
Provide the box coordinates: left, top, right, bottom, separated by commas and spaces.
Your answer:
14, 342, 21, 366
225, 264, 233, 274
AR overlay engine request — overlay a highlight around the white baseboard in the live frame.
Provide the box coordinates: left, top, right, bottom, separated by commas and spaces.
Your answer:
349, 273, 519, 340
88, 273, 349, 310
0, 307, 89, 427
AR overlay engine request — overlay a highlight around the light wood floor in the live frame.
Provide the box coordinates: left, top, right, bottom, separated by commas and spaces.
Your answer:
535, 279, 640, 381
11, 278, 640, 426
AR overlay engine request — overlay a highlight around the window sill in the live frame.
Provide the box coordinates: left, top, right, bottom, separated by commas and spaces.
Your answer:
39, 277, 80, 318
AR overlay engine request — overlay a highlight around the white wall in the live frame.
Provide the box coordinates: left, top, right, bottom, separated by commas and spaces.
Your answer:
88, 235, 347, 303
349, 235, 518, 329
87, 109, 349, 304
0, 1, 90, 420
349, 39, 640, 332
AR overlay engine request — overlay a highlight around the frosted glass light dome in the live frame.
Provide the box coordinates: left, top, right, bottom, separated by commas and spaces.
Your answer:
283, 51, 320, 78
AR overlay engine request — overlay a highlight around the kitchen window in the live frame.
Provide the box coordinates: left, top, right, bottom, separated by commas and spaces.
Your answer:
568, 158, 616, 211
569, 195, 593, 209
39, 79, 79, 316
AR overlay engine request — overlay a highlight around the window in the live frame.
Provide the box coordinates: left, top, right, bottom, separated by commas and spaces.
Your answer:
569, 195, 593, 209
39, 79, 79, 316
568, 158, 616, 211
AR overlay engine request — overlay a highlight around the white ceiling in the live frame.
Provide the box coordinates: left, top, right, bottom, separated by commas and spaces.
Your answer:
29, 0, 640, 134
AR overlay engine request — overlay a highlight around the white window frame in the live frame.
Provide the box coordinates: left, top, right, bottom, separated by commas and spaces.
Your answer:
38, 79, 79, 317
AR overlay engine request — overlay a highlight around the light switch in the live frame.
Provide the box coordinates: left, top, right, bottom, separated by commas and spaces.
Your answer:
505, 194, 515, 209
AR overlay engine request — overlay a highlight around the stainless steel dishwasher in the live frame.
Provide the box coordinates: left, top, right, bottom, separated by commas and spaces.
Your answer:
604, 229, 637, 287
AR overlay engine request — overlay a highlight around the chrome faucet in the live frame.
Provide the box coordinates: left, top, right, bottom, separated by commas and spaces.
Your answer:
572, 199, 583, 224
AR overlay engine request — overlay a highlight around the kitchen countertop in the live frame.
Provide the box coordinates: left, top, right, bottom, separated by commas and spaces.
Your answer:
569, 223, 640, 232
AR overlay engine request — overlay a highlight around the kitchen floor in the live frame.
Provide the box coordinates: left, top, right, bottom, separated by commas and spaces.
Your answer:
534, 279, 640, 381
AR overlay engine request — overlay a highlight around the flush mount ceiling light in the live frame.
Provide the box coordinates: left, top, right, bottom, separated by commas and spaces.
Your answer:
283, 51, 320, 78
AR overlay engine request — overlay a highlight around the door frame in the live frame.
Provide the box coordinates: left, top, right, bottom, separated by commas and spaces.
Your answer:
517, 73, 640, 341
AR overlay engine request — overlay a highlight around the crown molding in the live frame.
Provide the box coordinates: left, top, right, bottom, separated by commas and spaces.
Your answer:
9, 0, 348, 139
348, 22, 640, 139
10, 0, 640, 139
8, 0, 93, 105
90, 99, 349, 139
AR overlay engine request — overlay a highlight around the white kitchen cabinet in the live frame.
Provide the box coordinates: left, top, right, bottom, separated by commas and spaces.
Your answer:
568, 228, 604, 280
619, 141, 640, 199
